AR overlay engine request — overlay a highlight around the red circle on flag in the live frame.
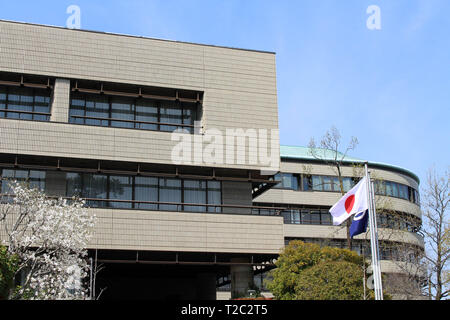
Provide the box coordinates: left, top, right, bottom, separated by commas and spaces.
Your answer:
345, 194, 355, 213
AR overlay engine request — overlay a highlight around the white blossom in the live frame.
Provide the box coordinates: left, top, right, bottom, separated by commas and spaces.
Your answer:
0, 181, 96, 300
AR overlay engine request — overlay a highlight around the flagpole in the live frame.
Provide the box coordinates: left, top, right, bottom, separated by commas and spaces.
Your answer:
365, 162, 383, 300
370, 172, 384, 300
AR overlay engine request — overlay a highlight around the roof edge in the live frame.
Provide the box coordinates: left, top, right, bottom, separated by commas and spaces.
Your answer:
0, 19, 276, 55
280, 145, 420, 185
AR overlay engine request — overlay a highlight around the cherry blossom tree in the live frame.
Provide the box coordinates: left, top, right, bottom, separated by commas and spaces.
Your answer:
0, 181, 96, 299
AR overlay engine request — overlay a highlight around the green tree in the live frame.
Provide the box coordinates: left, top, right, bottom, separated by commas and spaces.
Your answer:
294, 260, 364, 300
267, 240, 368, 300
0, 246, 18, 300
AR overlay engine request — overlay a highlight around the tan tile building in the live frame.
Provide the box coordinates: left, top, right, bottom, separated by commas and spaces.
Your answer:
0, 20, 423, 300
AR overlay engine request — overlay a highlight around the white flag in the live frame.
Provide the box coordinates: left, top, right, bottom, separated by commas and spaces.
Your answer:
329, 176, 368, 226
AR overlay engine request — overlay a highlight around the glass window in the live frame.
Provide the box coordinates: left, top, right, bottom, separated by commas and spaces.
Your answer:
83, 174, 108, 207
69, 94, 86, 124
291, 210, 301, 224
109, 175, 133, 209
323, 176, 332, 191
33, 92, 51, 121
321, 210, 332, 225
279, 173, 298, 190
110, 97, 135, 128
342, 177, 353, 192
398, 184, 408, 200
160, 101, 182, 132
29, 170, 45, 191
134, 176, 158, 210
135, 99, 158, 130
0, 86, 51, 121
7, 87, 33, 120
302, 175, 312, 191
66, 172, 83, 197
375, 180, 386, 195
392, 183, 399, 198
207, 181, 221, 213
310, 210, 321, 225
182, 102, 197, 134
332, 177, 340, 192
183, 179, 206, 212
85, 95, 109, 126
301, 210, 311, 224
385, 182, 394, 197
281, 210, 291, 223
0, 169, 45, 193
273, 173, 282, 189
312, 176, 322, 191
0, 87, 6, 118
159, 178, 181, 211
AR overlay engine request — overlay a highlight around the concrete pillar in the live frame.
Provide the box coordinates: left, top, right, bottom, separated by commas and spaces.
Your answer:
195, 273, 217, 300
230, 258, 254, 298
50, 78, 71, 123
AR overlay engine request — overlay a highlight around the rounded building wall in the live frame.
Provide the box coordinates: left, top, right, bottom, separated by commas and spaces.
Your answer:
254, 158, 423, 274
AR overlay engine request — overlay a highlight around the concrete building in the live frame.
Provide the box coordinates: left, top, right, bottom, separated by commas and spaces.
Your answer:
0, 20, 423, 300
0, 20, 283, 300
216, 146, 424, 299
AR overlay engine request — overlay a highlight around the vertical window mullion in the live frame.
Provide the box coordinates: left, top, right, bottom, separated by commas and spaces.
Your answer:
181, 178, 184, 212
157, 101, 161, 131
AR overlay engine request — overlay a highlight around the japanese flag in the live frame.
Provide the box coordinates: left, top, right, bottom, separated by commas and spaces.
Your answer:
329, 176, 368, 226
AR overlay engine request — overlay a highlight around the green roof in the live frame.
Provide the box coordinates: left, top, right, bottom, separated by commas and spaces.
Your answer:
280, 145, 420, 185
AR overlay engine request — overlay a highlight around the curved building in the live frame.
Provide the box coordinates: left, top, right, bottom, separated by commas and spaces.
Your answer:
251, 145, 424, 299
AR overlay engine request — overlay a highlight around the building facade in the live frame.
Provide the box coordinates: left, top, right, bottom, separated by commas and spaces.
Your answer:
250, 145, 424, 298
0, 20, 283, 299
0, 20, 423, 300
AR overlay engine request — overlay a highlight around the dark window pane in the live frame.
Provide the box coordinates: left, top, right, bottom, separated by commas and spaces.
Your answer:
29, 170, 45, 191
301, 210, 311, 224
135, 99, 158, 130
302, 175, 312, 191
135, 177, 158, 210
160, 101, 182, 132
323, 177, 332, 191
1, 169, 16, 194
273, 173, 282, 189
207, 181, 221, 213
398, 184, 408, 200
312, 176, 322, 191
83, 174, 108, 207
85, 95, 109, 126
386, 182, 394, 197
66, 172, 83, 197
109, 175, 132, 208
182, 102, 197, 133
184, 179, 206, 212
111, 97, 134, 128
343, 177, 353, 192
392, 183, 399, 198
281, 210, 291, 223
291, 210, 300, 224
7, 87, 33, 120
310, 210, 321, 225
159, 178, 181, 211
321, 210, 332, 225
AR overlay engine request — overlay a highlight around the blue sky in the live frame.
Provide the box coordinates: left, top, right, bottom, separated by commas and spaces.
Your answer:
0, 0, 448, 187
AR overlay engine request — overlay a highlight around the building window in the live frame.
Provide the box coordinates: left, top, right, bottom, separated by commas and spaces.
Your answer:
0, 85, 51, 121
69, 91, 198, 133
273, 173, 299, 190
0, 169, 46, 193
